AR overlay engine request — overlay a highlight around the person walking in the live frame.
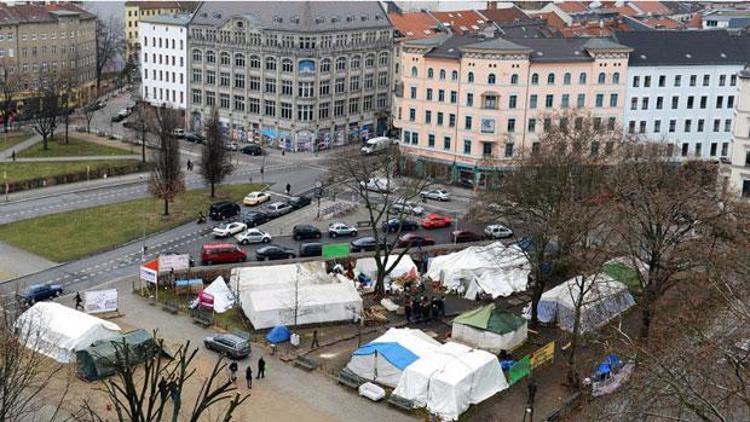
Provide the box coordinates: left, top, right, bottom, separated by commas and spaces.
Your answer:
256, 356, 266, 379
245, 365, 253, 389
74, 292, 83, 310
404, 297, 412, 323
285, 183, 291, 196
311, 329, 320, 349
228, 359, 238, 383
186, 159, 192, 171
11, 150, 15, 162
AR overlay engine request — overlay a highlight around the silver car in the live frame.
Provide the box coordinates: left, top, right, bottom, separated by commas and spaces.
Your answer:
235, 228, 272, 245
328, 222, 358, 238
420, 188, 450, 201
390, 199, 424, 216
265, 201, 294, 217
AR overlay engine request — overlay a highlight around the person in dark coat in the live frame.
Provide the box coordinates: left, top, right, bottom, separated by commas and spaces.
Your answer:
228, 360, 238, 383
421, 297, 430, 322
404, 298, 412, 323
412, 298, 422, 323
431, 297, 439, 319
245, 366, 253, 389
74, 292, 83, 310
311, 329, 320, 349
439, 295, 447, 317
256, 356, 266, 379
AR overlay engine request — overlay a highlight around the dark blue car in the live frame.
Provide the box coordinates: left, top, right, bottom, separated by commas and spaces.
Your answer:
19, 284, 63, 305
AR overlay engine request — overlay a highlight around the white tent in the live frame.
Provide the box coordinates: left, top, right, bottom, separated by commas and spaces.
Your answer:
393, 342, 508, 421
202, 276, 235, 313
230, 262, 332, 293
346, 328, 441, 387
527, 273, 636, 333
451, 304, 528, 353
15, 302, 122, 363
355, 255, 418, 292
426, 242, 529, 299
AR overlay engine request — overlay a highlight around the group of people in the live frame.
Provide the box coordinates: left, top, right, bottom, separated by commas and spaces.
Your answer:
403, 295, 446, 323
227, 356, 266, 389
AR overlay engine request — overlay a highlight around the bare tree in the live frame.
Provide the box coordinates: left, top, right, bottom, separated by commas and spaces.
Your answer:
58, 53, 81, 145
128, 87, 149, 164
30, 75, 62, 151
95, 17, 123, 95
148, 106, 184, 216
81, 100, 98, 134
199, 109, 234, 197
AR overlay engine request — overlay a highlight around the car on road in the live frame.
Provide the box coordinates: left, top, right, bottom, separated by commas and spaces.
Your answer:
484, 224, 514, 239
212, 222, 247, 238
350, 236, 386, 252
111, 111, 127, 122
360, 177, 396, 193
452, 230, 486, 244
240, 144, 263, 156
328, 222, 358, 238
242, 211, 270, 227
389, 199, 424, 216
184, 132, 205, 144
172, 128, 185, 139
397, 233, 435, 248
420, 213, 452, 230
92, 100, 106, 110
255, 244, 296, 261
123, 120, 146, 131
293, 224, 322, 240
420, 188, 450, 201
18, 284, 63, 305
287, 196, 312, 209
204, 334, 250, 359
224, 142, 238, 151
265, 202, 294, 218
243, 191, 271, 206
235, 228, 272, 245
382, 218, 419, 233
200, 244, 247, 265
209, 201, 241, 221
299, 242, 322, 257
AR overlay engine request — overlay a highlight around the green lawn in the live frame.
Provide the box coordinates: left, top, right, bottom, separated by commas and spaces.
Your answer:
18, 136, 132, 158
0, 160, 141, 184
0, 130, 33, 152
0, 183, 263, 262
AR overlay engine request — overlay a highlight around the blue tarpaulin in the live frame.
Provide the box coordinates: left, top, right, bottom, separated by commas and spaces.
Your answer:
266, 325, 291, 344
352, 342, 419, 370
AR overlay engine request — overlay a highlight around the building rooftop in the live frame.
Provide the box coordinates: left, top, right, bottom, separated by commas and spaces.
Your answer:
388, 10, 441, 40
479, 5, 529, 24
614, 30, 750, 66
190, 1, 390, 32
125, 2, 195, 11
430, 10, 488, 35
629, 1, 671, 16
142, 13, 192, 26
0, 3, 94, 25
497, 19, 559, 39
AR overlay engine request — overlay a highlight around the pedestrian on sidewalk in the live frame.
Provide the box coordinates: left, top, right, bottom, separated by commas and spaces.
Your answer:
74, 292, 83, 310
11, 150, 15, 162
245, 365, 253, 389
311, 329, 320, 349
285, 183, 291, 196
186, 159, 192, 171
158, 377, 168, 402
256, 356, 266, 379
228, 359, 238, 383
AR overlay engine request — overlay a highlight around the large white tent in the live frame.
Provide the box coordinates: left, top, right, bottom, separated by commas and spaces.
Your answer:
229, 262, 333, 292
355, 255, 418, 292
393, 342, 508, 421
200, 276, 235, 313
426, 242, 529, 299
346, 328, 441, 387
15, 302, 122, 363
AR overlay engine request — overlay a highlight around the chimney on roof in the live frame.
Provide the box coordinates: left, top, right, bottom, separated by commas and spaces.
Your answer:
487, 1, 498, 10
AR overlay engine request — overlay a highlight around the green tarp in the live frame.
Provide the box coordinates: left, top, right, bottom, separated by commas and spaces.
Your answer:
507, 355, 531, 385
453, 304, 526, 335
323, 243, 350, 259
601, 262, 641, 294
75, 329, 158, 381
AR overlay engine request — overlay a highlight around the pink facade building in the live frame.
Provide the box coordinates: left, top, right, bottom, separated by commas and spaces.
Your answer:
393, 33, 631, 186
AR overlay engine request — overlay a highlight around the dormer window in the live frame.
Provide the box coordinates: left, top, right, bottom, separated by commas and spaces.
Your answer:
291, 16, 300, 24
273, 15, 283, 23
315, 16, 324, 24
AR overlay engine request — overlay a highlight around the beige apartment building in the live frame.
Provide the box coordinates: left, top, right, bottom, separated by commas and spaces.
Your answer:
0, 3, 96, 119
393, 33, 631, 186
725, 66, 750, 197
125, 1, 192, 65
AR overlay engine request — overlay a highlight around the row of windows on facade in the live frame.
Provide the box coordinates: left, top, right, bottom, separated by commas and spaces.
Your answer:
0, 30, 86, 43
190, 90, 388, 120
128, 8, 175, 17
190, 70, 389, 95
17, 44, 91, 59
409, 89, 618, 109
144, 53, 184, 67
143, 68, 184, 85
145, 86, 184, 104
632, 73, 738, 88
410, 67, 621, 86
629, 95, 735, 111
191, 50, 389, 72
143, 36, 184, 50
189, 28, 390, 50
627, 118, 732, 135
3, 59, 88, 74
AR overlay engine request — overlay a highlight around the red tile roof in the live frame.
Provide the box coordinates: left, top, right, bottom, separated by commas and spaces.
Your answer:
430, 10, 488, 34
687, 12, 703, 29
0, 3, 94, 24
479, 6, 528, 23
556, 1, 590, 14
388, 11, 441, 40
629, 1, 671, 16
639, 16, 683, 29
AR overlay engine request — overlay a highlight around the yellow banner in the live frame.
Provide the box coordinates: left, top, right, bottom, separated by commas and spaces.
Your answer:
530, 341, 555, 369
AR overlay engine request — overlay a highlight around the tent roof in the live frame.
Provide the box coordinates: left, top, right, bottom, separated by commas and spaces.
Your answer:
230, 261, 336, 292
18, 302, 121, 339
453, 304, 526, 335
353, 342, 419, 370
244, 278, 361, 312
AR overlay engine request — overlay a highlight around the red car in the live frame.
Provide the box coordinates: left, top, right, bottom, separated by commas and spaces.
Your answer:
452, 230, 485, 243
421, 213, 452, 229
397, 233, 435, 248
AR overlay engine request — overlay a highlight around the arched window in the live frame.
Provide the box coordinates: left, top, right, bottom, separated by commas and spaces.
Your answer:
220, 52, 230, 65
564, 72, 571, 85
234, 53, 245, 67
411, 66, 418, 78
579, 72, 587, 84
350, 55, 360, 70
249, 55, 260, 69
598, 72, 606, 84
439, 69, 446, 80
336, 57, 346, 71
206, 50, 215, 64
510, 74, 519, 85
612, 72, 620, 84
451, 70, 458, 81
467, 72, 474, 83
321, 58, 332, 73
282, 58, 293, 72
427, 68, 434, 79
192, 49, 202, 62
365, 53, 375, 68
265, 57, 276, 71
488, 73, 496, 84
378, 52, 389, 66
547, 73, 555, 85
531, 73, 539, 85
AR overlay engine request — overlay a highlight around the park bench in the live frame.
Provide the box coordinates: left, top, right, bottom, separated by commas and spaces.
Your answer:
387, 394, 414, 411
294, 356, 318, 371
191, 311, 214, 327
356, 220, 372, 228
161, 301, 179, 315
337, 368, 366, 389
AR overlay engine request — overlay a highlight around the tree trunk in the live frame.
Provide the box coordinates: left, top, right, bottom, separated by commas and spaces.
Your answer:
530, 277, 544, 326
210, 182, 215, 198
566, 309, 582, 387
64, 114, 69, 144
164, 197, 169, 216
141, 128, 146, 163
42, 133, 48, 150
640, 288, 655, 340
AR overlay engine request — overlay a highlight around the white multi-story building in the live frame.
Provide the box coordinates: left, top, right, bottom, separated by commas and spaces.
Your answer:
726, 66, 750, 197
616, 30, 750, 161
140, 14, 190, 110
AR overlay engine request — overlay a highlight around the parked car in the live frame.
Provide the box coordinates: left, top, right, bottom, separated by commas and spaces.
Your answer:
224, 142, 238, 151
243, 191, 271, 206
200, 243, 247, 265
240, 144, 263, 156
265, 202, 294, 218
350, 236, 385, 253
255, 244, 296, 261
93, 100, 106, 110
484, 224, 514, 239
292, 224, 321, 240
111, 112, 127, 123
204, 334, 250, 359
361, 136, 392, 155
287, 196, 312, 209
452, 230, 485, 244
397, 233, 435, 248
382, 218, 419, 233
185, 132, 205, 144
420, 213, 452, 229
212, 222, 247, 238
299, 242, 322, 257
172, 128, 185, 138
389, 199, 424, 216
328, 222, 358, 238
235, 228, 272, 245
123, 120, 145, 131
242, 211, 270, 227
209, 201, 240, 221
360, 177, 396, 193
18, 284, 63, 305
420, 188, 450, 201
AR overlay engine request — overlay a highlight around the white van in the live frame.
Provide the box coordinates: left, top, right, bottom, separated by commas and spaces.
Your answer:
361, 136, 392, 155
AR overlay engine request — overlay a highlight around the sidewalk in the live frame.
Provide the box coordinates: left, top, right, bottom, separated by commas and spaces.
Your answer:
0, 131, 40, 159
1, 170, 148, 204
0, 240, 57, 282
7, 154, 141, 162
